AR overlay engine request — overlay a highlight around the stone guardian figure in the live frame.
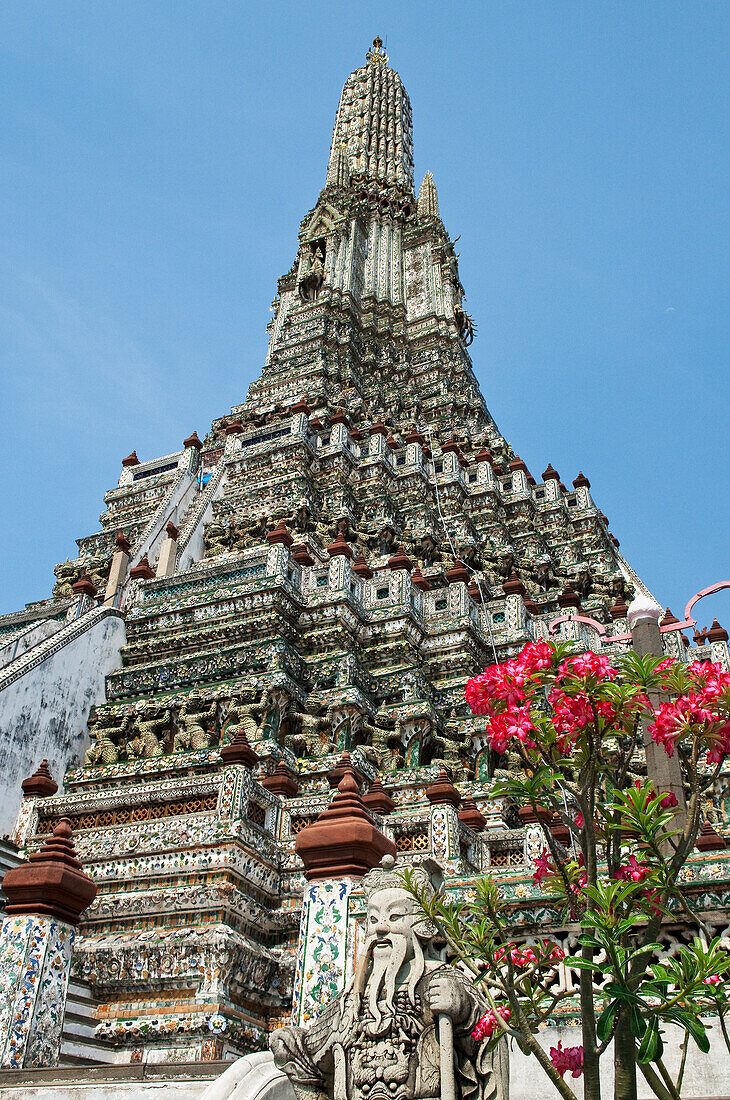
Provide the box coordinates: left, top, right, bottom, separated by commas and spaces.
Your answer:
270, 856, 508, 1100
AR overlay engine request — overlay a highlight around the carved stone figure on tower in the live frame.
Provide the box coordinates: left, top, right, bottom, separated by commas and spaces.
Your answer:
270, 856, 508, 1100
174, 693, 217, 751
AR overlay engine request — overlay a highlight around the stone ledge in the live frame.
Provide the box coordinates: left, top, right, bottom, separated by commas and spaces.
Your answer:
0, 1060, 228, 1087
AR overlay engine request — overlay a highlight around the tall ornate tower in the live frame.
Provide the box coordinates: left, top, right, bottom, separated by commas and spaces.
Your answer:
3, 41, 722, 1072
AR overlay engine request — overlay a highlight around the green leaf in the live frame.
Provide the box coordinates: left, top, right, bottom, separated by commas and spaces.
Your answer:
637, 1019, 661, 1064
630, 1006, 647, 1039
597, 1000, 621, 1042
567, 957, 601, 971
681, 1013, 710, 1053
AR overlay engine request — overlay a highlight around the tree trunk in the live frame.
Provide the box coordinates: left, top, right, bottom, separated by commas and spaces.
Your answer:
580, 966, 601, 1100
614, 1008, 638, 1100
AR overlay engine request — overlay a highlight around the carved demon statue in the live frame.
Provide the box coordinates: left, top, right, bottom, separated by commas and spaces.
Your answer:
270, 856, 508, 1100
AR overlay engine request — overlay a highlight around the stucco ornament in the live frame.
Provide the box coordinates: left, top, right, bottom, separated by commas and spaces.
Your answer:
270, 856, 508, 1100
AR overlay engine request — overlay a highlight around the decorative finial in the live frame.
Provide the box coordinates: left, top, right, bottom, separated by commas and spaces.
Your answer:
366, 36, 388, 64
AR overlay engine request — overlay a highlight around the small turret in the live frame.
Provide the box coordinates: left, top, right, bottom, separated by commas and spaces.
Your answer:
326, 143, 350, 188
417, 171, 440, 219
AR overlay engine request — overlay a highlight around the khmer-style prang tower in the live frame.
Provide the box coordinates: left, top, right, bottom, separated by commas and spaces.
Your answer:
1, 40, 728, 1072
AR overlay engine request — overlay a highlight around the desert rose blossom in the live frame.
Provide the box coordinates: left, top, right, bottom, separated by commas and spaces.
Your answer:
471, 1005, 511, 1041
550, 1041, 584, 1078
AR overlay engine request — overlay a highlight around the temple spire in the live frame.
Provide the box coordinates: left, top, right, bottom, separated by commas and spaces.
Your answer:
327, 38, 414, 190
417, 171, 440, 218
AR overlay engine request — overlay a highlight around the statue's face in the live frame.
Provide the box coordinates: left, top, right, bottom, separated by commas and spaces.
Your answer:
367, 888, 419, 961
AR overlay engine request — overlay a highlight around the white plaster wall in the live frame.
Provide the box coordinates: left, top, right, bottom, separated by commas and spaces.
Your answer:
509, 1021, 730, 1100
0, 615, 126, 835
0, 620, 63, 670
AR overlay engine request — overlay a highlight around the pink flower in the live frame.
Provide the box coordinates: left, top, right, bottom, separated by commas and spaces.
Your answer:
704, 975, 722, 986
550, 1041, 584, 1078
471, 1006, 511, 1041
556, 652, 617, 683
616, 855, 651, 884
532, 848, 554, 886
518, 639, 554, 673
574, 813, 585, 829
659, 791, 679, 810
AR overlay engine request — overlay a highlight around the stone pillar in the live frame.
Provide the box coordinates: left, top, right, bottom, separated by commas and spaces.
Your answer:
446, 559, 471, 619
291, 768, 396, 1025
0, 820, 96, 1068
404, 429, 425, 468
541, 463, 561, 503
627, 596, 686, 817
266, 521, 294, 577
329, 413, 350, 449
104, 531, 131, 606
155, 521, 179, 578
474, 447, 496, 489
706, 619, 730, 671
368, 422, 387, 459
183, 431, 203, 473
426, 767, 462, 872
327, 533, 354, 595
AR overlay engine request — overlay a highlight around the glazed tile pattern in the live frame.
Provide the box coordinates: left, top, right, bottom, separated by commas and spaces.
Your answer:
292, 878, 355, 1026
0, 915, 74, 1068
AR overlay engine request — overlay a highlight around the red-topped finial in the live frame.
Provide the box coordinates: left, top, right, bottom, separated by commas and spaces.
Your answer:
363, 775, 395, 815
115, 530, 132, 554
71, 573, 97, 599
21, 760, 58, 798
458, 796, 486, 832
425, 767, 461, 808
2, 818, 97, 925
261, 760, 299, 799
130, 555, 155, 580
295, 764, 396, 880
267, 520, 294, 547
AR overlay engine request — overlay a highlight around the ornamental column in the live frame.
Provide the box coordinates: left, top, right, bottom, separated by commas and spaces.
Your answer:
0, 819, 96, 1068
290, 767, 396, 1026
104, 531, 131, 605
426, 766, 462, 871
155, 520, 179, 578
627, 595, 686, 820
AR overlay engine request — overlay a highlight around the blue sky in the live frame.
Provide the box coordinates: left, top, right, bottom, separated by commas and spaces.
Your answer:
1, 2, 728, 630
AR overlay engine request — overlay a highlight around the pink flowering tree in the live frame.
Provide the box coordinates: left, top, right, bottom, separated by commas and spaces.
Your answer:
405, 641, 730, 1100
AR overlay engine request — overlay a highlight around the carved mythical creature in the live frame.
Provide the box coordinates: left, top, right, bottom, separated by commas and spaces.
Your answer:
222, 695, 261, 746
457, 542, 482, 572
174, 694, 217, 752
203, 520, 231, 558
53, 560, 80, 600
85, 710, 131, 766
288, 505, 314, 535
453, 304, 476, 346
411, 533, 443, 566
239, 513, 272, 548
270, 856, 508, 1100
289, 699, 333, 757
126, 705, 169, 759
362, 523, 398, 555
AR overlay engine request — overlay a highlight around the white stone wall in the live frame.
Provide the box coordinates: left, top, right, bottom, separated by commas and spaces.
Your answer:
0, 620, 63, 671
0, 614, 126, 835
509, 1021, 730, 1100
